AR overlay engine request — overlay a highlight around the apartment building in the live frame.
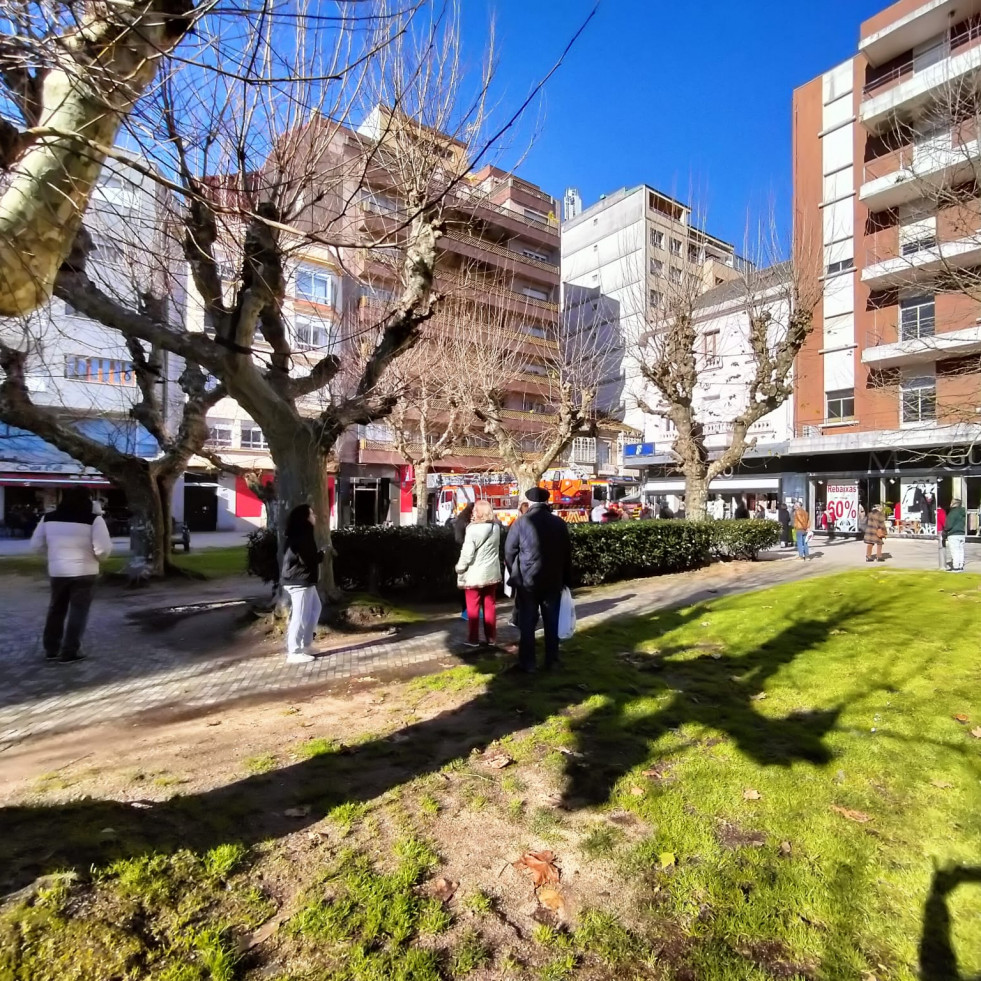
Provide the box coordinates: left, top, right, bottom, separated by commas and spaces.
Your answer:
793, 0, 981, 531
561, 185, 741, 442
0, 158, 183, 533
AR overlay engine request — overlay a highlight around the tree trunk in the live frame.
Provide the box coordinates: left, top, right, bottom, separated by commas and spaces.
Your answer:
267, 428, 336, 602
684, 471, 710, 522
116, 465, 169, 578
516, 464, 543, 497
414, 464, 430, 526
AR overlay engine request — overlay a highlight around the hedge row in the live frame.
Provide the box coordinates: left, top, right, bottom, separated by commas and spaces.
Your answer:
247, 519, 779, 595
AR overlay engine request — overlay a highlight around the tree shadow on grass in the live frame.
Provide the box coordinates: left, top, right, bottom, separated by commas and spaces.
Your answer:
919, 865, 981, 981
0, 595, 876, 896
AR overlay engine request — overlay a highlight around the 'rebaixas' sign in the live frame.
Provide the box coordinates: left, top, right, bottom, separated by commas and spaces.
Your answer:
825, 482, 859, 534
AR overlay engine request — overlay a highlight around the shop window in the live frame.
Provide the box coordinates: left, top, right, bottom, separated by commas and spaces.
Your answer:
826, 388, 855, 420
901, 376, 937, 422
240, 424, 268, 450
207, 420, 234, 447
899, 294, 935, 341
65, 355, 135, 386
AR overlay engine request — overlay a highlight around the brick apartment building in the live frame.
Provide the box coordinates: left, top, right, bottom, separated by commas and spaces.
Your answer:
793, 0, 981, 533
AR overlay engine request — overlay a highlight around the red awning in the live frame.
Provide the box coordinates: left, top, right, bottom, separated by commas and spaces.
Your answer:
0, 474, 112, 487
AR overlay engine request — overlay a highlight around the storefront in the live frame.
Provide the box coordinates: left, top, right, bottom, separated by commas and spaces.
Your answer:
642, 475, 793, 518
0, 464, 113, 536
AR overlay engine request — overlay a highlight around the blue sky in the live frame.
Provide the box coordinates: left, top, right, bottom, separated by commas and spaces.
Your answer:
460, 0, 888, 247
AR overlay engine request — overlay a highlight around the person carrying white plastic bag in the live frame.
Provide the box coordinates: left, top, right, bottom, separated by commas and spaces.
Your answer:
557, 587, 576, 640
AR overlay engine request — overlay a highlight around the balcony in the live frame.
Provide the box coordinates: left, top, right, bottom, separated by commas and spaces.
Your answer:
439, 273, 559, 316
863, 323, 981, 367
862, 233, 981, 287
861, 22, 981, 131
440, 231, 558, 280
860, 136, 981, 211
860, 0, 981, 67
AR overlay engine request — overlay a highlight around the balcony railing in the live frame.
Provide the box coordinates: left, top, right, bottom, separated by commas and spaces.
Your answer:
439, 273, 559, 314
796, 419, 858, 438
863, 19, 981, 97
441, 231, 557, 274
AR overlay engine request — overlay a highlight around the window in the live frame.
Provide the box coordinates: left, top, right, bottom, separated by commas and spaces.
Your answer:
650, 258, 663, 276
650, 229, 663, 248
522, 287, 550, 301
902, 374, 937, 421
669, 266, 682, 284
65, 355, 135, 386
688, 245, 703, 263
293, 315, 332, 350
521, 324, 546, 338
669, 237, 682, 257
521, 247, 550, 262
649, 289, 663, 308
825, 387, 855, 420
902, 376, 937, 423
294, 267, 335, 306
702, 330, 720, 368
900, 294, 935, 341
207, 420, 234, 447
826, 257, 854, 275
901, 233, 937, 256
240, 424, 268, 450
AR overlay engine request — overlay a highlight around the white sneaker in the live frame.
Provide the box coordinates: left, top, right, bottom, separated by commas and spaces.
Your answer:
286, 651, 315, 663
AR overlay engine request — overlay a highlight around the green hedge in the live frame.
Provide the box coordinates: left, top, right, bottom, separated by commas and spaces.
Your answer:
248, 519, 779, 595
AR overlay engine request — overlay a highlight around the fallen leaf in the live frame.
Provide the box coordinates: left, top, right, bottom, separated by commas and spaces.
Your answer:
750, 692, 767, 702
129, 801, 153, 810
930, 779, 954, 789
512, 851, 560, 888
537, 886, 564, 911
953, 713, 971, 724
970, 727, 981, 739
642, 764, 672, 780
306, 831, 324, 844
283, 806, 311, 818
480, 749, 514, 769
659, 852, 676, 869
431, 877, 458, 902
557, 747, 584, 758
831, 805, 871, 823
743, 788, 762, 801
630, 785, 645, 797
205, 720, 221, 727
779, 841, 793, 857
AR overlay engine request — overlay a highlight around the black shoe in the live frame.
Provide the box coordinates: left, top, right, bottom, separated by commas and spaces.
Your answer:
877, 558, 886, 563
58, 652, 87, 663
44, 650, 59, 660
502, 662, 535, 677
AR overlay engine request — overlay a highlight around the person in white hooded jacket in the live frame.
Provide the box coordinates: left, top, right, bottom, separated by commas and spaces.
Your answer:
31, 487, 112, 662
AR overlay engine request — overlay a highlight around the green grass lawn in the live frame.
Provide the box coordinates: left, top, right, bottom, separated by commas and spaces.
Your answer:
0, 545, 247, 579
2, 569, 980, 980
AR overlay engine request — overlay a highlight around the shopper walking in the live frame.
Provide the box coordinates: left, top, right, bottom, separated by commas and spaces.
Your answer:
777, 502, 792, 548
944, 497, 967, 572
31, 487, 112, 662
281, 504, 324, 663
793, 502, 811, 560
504, 487, 573, 673
864, 505, 888, 563
455, 500, 502, 648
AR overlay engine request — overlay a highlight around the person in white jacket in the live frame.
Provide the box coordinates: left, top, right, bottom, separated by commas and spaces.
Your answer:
31, 487, 113, 662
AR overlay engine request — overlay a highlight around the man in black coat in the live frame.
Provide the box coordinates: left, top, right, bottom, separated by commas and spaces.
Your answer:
504, 487, 573, 672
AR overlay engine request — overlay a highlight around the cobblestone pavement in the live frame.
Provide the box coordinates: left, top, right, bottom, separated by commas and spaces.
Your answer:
0, 538, 971, 752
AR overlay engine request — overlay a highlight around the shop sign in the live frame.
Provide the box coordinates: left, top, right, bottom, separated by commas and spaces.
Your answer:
826, 482, 859, 533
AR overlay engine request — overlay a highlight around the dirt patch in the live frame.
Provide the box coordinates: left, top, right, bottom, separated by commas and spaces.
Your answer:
716, 820, 766, 850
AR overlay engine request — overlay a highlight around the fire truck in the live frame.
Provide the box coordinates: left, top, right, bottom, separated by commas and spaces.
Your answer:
430, 470, 641, 526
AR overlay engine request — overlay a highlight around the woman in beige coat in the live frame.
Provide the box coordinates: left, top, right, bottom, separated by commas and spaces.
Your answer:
455, 500, 502, 647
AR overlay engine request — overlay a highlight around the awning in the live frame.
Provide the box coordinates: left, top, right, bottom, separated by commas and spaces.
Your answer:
0, 474, 112, 487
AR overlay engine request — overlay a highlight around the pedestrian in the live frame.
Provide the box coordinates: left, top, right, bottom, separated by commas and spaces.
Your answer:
777, 502, 792, 547
658, 500, 674, 520
455, 500, 502, 648
864, 505, 888, 563
504, 487, 573, 673
677, 502, 687, 521
792, 501, 811, 560
31, 486, 112, 662
281, 504, 324, 663
734, 498, 750, 520
453, 502, 474, 619
754, 505, 765, 521
508, 501, 531, 627
590, 501, 607, 523
944, 497, 967, 572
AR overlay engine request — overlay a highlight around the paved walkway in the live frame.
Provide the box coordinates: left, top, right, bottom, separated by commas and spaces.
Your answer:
0, 538, 971, 752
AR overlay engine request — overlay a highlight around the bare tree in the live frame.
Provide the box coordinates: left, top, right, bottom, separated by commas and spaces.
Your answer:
454, 284, 602, 495
0, 0, 204, 316
632, 222, 820, 520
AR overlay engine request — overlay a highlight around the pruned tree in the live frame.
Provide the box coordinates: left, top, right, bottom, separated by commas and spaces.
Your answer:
454, 282, 603, 495
632, 221, 820, 520
0, 0, 202, 317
